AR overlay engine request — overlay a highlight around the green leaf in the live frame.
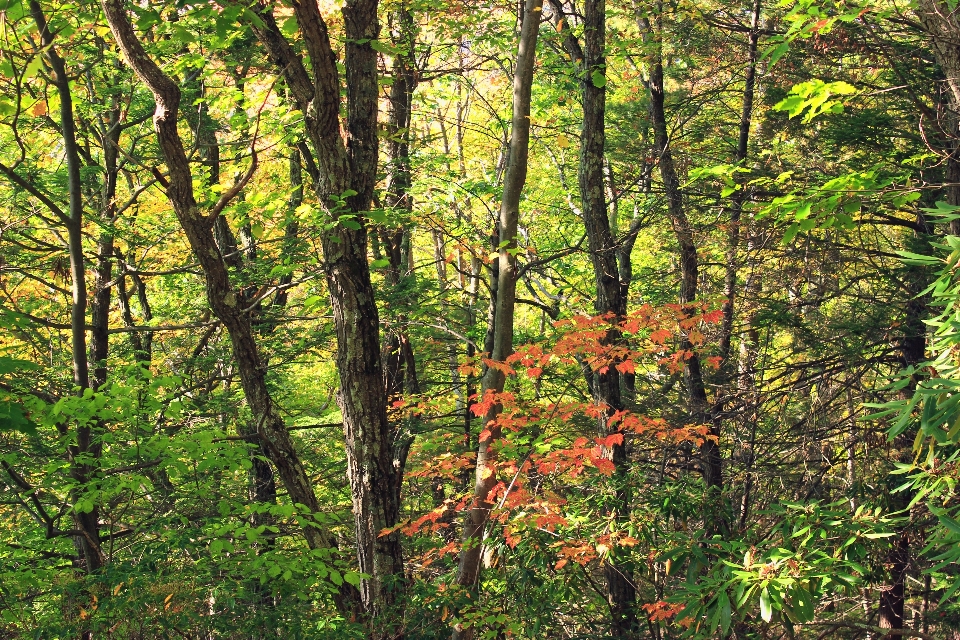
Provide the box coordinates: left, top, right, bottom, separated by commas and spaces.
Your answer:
782, 222, 801, 244
0, 400, 36, 436
765, 41, 790, 65
591, 70, 606, 88
369, 39, 399, 55
939, 577, 960, 605
366, 209, 389, 224
371, 258, 390, 269
0, 357, 37, 376
22, 54, 43, 81
169, 24, 195, 44
792, 587, 814, 622
760, 587, 773, 622
937, 513, 960, 535
719, 591, 731, 635
280, 16, 299, 37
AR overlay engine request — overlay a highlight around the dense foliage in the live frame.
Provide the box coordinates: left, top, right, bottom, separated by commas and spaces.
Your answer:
1, 0, 959, 638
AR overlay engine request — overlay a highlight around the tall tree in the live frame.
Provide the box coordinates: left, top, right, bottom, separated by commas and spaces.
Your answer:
636, 1, 726, 534
241, 0, 406, 632
547, 0, 637, 633
100, 0, 347, 600
452, 2, 544, 638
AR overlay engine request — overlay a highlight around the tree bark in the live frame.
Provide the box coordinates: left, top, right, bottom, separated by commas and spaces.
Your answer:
382, 2, 421, 509
101, 0, 339, 577
29, 0, 104, 574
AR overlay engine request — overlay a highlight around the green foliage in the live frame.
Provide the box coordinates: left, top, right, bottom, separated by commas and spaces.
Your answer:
664, 501, 892, 637
774, 79, 858, 123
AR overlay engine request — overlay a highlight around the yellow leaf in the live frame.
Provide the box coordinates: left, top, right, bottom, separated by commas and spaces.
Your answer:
557, 134, 570, 149
113, 582, 123, 596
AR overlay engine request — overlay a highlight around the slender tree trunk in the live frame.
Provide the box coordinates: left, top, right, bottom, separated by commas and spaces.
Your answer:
637, 7, 726, 534
89, 73, 121, 392
879, 214, 930, 638
715, 0, 761, 379
713, 0, 763, 539
549, 0, 637, 632
30, 0, 104, 574
102, 0, 340, 579
382, 3, 421, 508
452, 3, 543, 638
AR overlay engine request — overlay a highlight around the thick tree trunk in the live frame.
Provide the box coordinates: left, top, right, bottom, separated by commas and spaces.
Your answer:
242, 1, 405, 630
452, 3, 543, 638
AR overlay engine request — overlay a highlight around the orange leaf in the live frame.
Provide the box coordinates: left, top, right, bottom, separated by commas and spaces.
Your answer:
650, 329, 672, 343
615, 360, 636, 374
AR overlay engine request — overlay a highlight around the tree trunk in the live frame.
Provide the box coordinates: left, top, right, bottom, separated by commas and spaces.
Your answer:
29, 0, 104, 574
102, 0, 340, 583
452, 3, 543, 638
637, 7, 726, 535
549, 0, 637, 633
382, 2, 421, 509
242, 1, 405, 630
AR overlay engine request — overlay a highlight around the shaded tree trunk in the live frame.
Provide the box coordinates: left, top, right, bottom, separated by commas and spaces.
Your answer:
548, 0, 636, 633
242, 0, 405, 631
637, 5, 726, 535
29, 0, 104, 574
102, 0, 345, 603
